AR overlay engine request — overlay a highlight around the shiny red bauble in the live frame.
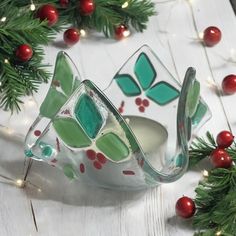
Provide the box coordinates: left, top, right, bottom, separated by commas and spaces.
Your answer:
216, 130, 234, 148
63, 28, 80, 45
37, 4, 59, 26
210, 148, 232, 169
203, 26, 222, 47
175, 196, 196, 218
115, 24, 129, 40
15, 44, 33, 62
79, 0, 95, 16
222, 74, 236, 95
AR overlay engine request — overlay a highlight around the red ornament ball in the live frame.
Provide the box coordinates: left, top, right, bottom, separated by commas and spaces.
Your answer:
79, 0, 95, 16
210, 148, 232, 169
60, 0, 69, 8
63, 28, 80, 45
37, 4, 58, 26
203, 26, 222, 47
175, 196, 196, 218
222, 74, 236, 95
216, 130, 234, 148
115, 24, 129, 40
15, 44, 33, 62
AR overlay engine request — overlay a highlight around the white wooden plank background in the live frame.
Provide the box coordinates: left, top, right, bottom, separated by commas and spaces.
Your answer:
0, 0, 236, 235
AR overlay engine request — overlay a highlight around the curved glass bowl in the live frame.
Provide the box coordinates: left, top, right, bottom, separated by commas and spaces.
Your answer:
24, 46, 211, 190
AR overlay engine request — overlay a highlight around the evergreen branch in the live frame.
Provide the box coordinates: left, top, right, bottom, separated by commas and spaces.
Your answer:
189, 132, 236, 167
0, 0, 155, 112
58, 0, 156, 37
193, 168, 236, 235
0, 2, 55, 112
189, 132, 236, 235
189, 132, 217, 167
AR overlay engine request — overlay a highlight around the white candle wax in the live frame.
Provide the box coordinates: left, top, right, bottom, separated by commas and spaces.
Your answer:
125, 116, 168, 171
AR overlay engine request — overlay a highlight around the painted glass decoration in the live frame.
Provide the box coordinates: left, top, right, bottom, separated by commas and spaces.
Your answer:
24, 46, 211, 190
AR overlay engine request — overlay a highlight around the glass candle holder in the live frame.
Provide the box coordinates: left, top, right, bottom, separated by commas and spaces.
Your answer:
24, 46, 211, 190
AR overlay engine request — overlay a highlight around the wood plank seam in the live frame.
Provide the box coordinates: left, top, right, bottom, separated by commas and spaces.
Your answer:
30, 200, 38, 232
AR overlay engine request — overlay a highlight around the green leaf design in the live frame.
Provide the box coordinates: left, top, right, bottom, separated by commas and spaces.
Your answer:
186, 80, 200, 117
74, 94, 103, 139
191, 101, 208, 126
53, 117, 91, 148
39, 52, 80, 119
134, 53, 156, 90
40, 87, 67, 119
96, 132, 129, 162
146, 81, 180, 105
53, 52, 77, 96
63, 164, 77, 179
115, 74, 141, 96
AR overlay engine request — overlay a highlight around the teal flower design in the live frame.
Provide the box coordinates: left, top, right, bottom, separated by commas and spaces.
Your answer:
115, 53, 180, 106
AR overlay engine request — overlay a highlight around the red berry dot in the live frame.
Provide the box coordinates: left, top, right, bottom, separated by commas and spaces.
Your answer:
86, 149, 96, 160
80, 163, 85, 173
139, 106, 145, 113
123, 170, 135, 175
34, 130, 41, 136
139, 159, 144, 168
142, 99, 150, 107
135, 97, 142, 106
93, 161, 102, 170
118, 107, 124, 113
96, 153, 107, 164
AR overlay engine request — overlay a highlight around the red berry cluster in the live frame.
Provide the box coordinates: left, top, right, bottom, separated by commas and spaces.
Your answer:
135, 97, 150, 113
210, 130, 234, 169
86, 149, 107, 170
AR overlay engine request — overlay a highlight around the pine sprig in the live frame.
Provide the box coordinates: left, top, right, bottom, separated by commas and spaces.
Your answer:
189, 132, 236, 236
0, 0, 155, 112
58, 0, 156, 37
189, 132, 217, 167
193, 168, 236, 236
0, 2, 57, 112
